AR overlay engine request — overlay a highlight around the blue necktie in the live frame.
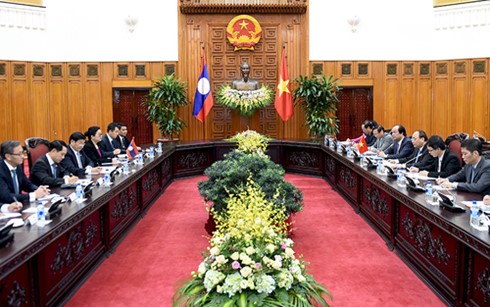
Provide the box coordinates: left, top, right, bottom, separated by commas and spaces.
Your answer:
77, 152, 83, 168
51, 163, 57, 178
415, 149, 421, 163
11, 169, 19, 194
470, 167, 476, 183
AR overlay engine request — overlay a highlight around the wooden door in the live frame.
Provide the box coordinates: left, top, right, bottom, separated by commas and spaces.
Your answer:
113, 89, 153, 145
337, 88, 373, 140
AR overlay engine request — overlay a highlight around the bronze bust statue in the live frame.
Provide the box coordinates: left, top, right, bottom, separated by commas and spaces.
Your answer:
231, 61, 260, 91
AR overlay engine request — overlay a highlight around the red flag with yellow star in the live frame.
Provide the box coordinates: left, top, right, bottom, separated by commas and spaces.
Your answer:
274, 48, 293, 121
358, 134, 368, 154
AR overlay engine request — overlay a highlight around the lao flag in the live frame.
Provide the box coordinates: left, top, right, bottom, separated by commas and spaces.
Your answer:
193, 49, 214, 122
358, 134, 368, 154
126, 138, 139, 158
274, 48, 294, 122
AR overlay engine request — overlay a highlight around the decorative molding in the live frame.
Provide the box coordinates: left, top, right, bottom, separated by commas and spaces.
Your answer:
436, 63, 448, 75
401, 213, 451, 266
0, 63, 5, 76
340, 167, 356, 188
111, 188, 137, 220
341, 63, 351, 76
0, 2, 46, 30
50, 221, 98, 274
7, 280, 27, 306
312, 63, 323, 75
69, 64, 80, 77
434, 2, 490, 30
87, 64, 98, 77
474, 61, 486, 73
165, 64, 175, 76
143, 169, 159, 191
454, 61, 466, 74
51, 65, 62, 78
118, 64, 128, 77
364, 185, 389, 217
289, 151, 319, 168
180, 1, 307, 14
13, 64, 25, 76
33, 64, 44, 77
387, 64, 397, 76
420, 63, 430, 75
476, 267, 490, 304
403, 63, 414, 76
178, 152, 207, 169
358, 63, 368, 75
135, 64, 146, 77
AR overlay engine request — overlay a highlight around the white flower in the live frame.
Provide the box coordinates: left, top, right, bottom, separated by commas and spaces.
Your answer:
240, 266, 252, 278
197, 262, 207, 277
231, 252, 240, 261
209, 247, 220, 256
262, 256, 271, 264
246, 246, 256, 255
255, 218, 262, 224
296, 274, 306, 282
240, 254, 253, 265
271, 261, 282, 270
266, 244, 276, 253
285, 247, 295, 258
216, 255, 227, 264
212, 237, 223, 244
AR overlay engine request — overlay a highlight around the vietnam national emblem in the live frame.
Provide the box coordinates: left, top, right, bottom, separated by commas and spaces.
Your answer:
226, 15, 262, 51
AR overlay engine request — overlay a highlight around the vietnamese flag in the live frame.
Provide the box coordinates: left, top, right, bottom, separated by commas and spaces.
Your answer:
193, 48, 214, 122
274, 48, 294, 121
358, 134, 368, 154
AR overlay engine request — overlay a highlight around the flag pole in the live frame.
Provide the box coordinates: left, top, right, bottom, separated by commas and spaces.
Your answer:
201, 44, 207, 140
280, 44, 286, 140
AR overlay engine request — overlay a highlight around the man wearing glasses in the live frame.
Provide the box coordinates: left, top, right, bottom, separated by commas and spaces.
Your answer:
0, 140, 50, 207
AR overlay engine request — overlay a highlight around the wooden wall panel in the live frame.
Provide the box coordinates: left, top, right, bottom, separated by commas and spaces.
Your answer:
0, 62, 11, 141
48, 63, 66, 140
30, 63, 49, 139
0, 57, 489, 143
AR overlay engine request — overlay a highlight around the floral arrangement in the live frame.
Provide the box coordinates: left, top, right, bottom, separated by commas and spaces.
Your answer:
226, 129, 272, 156
173, 179, 331, 306
217, 84, 273, 117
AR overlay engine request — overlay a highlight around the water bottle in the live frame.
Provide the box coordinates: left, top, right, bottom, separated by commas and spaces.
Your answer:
425, 181, 433, 203
360, 154, 364, 166
104, 173, 111, 186
138, 154, 144, 164
149, 146, 155, 158
123, 161, 129, 174
75, 182, 84, 199
470, 201, 480, 227
37, 201, 46, 227
157, 142, 162, 152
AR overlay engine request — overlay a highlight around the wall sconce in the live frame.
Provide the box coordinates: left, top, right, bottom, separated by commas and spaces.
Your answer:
125, 15, 138, 33
347, 16, 360, 33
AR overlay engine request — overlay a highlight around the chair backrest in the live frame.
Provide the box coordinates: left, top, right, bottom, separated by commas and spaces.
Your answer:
25, 137, 50, 171
447, 139, 463, 166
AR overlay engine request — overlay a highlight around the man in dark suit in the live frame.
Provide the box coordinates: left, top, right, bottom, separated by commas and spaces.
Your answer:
30, 140, 79, 187
99, 122, 122, 156
0, 140, 50, 204
438, 139, 490, 196
395, 130, 434, 169
61, 132, 100, 176
117, 123, 131, 150
413, 135, 461, 178
378, 124, 414, 160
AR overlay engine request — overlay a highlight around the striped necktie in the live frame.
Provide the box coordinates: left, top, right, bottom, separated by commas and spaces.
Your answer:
11, 169, 19, 194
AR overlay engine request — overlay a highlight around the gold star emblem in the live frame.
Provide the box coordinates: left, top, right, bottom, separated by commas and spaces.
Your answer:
359, 142, 364, 147
239, 20, 249, 30
277, 77, 290, 95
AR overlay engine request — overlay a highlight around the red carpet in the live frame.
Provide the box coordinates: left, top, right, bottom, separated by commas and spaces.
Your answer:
66, 175, 443, 306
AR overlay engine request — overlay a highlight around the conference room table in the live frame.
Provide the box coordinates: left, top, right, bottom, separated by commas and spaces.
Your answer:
0, 140, 488, 306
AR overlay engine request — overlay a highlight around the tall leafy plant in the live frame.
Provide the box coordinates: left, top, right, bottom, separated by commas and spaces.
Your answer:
293, 74, 341, 138
145, 74, 188, 139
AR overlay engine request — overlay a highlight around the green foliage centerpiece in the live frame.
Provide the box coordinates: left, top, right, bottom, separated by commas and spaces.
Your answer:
217, 84, 273, 117
173, 178, 332, 306
198, 130, 303, 218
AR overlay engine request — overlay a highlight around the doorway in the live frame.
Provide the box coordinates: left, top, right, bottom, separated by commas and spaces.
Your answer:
336, 87, 373, 140
112, 89, 153, 145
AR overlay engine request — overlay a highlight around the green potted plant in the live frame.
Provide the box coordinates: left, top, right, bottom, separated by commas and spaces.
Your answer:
145, 74, 188, 140
293, 73, 341, 138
